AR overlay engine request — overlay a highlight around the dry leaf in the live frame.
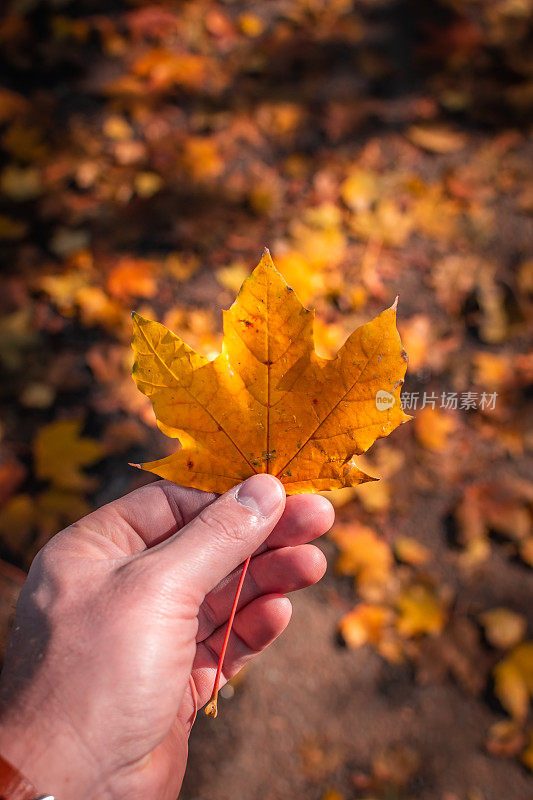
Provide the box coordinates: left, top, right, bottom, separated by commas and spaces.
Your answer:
103, 114, 133, 141
216, 261, 251, 294
493, 642, 533, 721
417, 617, 485, 695
372, 744, 421, 787
76, 286, 125, 331
472, 352, 515, 391
350, 199, 413, 247
107, 258, 158, 300
455, 479, 533, 559
354, 446, 404, 514
0, 494, 35, 555
394, 536, 430, 565
131, 251, 409, 494
395, 581, 447, 638
415, 407, 457, 452
134, 172, 163, 198
132, 49, 208, 90
479, 608, 527, 650
331, 523, 393, 598
165, 253, 200, 283
182, 137, 222, 181
339, 603, 401, 662
406, 125, 467, 153
486, 719, 526, 758
34, 419, 103, 491
238, 13, 265, 37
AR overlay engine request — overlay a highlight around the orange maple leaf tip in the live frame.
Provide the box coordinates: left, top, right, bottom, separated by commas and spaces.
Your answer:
130, 250, 410, 496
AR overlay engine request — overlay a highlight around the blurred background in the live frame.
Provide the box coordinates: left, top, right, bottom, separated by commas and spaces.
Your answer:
0, 0, 532, 798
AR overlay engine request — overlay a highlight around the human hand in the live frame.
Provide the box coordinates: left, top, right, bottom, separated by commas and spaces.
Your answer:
0, 475, 334, 800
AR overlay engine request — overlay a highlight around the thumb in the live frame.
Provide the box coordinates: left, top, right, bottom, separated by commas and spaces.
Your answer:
152, 474, 286, 597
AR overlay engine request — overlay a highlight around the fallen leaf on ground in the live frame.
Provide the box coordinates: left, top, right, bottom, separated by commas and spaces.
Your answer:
34, 418, 103, 491
479, 608, 527, 650
372, 743, 421, 787
131, 250, 409, 493
341, 168, 380, 211
107, 258, 158, 300
493, 642, 533, 721
339, 603, 401, 662
395, 581, 447, 638
472, 352, 515, 391
350, 199, 413, 247
415, 407, 457, 452
331, 522, 393, 598
216, 261, 250, 294
406, 124, 467, 153
0, 494, 34, 555
485, 720, 526, 758
298, 735, 345, 781
394, 536, 431, 565
454, 478, 533, 561
415, 617, 485, 695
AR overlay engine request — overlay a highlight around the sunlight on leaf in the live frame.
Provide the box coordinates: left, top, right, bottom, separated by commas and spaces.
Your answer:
131, 251, 409, 493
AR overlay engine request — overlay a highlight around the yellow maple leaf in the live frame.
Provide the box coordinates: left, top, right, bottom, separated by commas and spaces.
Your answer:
34, 419, 103, 491
131, 250, 410, 494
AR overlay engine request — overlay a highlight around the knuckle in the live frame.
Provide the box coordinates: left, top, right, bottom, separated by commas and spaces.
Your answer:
197, 505, 249, 546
